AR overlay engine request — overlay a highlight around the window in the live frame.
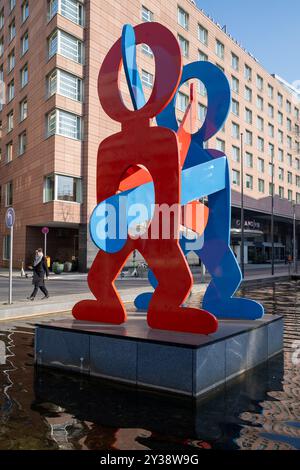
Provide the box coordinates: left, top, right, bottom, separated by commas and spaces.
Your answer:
231, 76, 239, 94
277, 93, 283, 107
278, 149, 284, 162
231, 53, 239, 71
0, 37, 3, 57
20, 98, 28, 121
19, 131, 27, 155
288, 172, 293, 184
288, 154, 293, 167
7, 80, 14, 102
278, 111, 283, 125
257, 95, 263, 111
297, 193, 300, 204
246, 174, 253, 190
245, 86, 252, 102
47, 69, 83, 101
244, 64, 252, 81
0, 9, 4, 29
258, 179, 265, 193
232, 145, 240, 162
216, 40, 224, 59
177, 91, 188, 112
141, 69, 153, 88
21, 31, 29, 55
256, 75, 263, 91
47, 109, 82, 140
3, 235, 11, 261
142, 43, 153, 57
279, 186, 284, 199
8, 50, 15, 72
268, 84, 273, 99
44, 174, 82, 203
7, 111, 14, 132
268, 104, 274, 118
198, 103, 207, 123
232, 169, 240, 186
48, 0, 59, 19
245, 108, 252, 124
48, 30, 83, 64
278, 130, 283, 144
278, 167, 284, 181
287, 135, 292, 149
269, 183, 274, 196
141, 5, 153, 22
287, 118, 292, 132
296, 158, 300, 170
232, 122, 240, 139
198, 50, 208, 61
268, 123, 274, 138
257, 116, 264, 132
257, 137, 264, 152
6, 142, 13, 163
245, 130, 253, 146
257, 158, 264, 173
9, 19, 16, 41
178, 35, 189, 57
269, 143, 274, 158
178, 6, 188, 29
22, 0, 29, 22
295, 108, 300, 120
20, 63, 28, 87
48, 0, 84, 25
297, 176, 300, 188
198, 25, 208, 45
245, 152, 253, 168
216, 139, 225, 153
198, 80, 206, 97
286, 100, 291, 113
288, 190, 293, 202
10, 0, 16, 11
231, 99, 239, 116
269, 163, 274, 177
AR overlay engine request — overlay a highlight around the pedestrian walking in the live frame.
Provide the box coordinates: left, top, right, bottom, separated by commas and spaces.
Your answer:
27, 248, 49, 300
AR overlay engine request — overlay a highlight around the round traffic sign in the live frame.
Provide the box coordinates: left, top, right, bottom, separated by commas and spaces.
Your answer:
5, 208, 15, 228
42, 227, 49, 235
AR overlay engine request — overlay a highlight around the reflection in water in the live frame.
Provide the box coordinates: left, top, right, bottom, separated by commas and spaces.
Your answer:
0, 281, 299, 450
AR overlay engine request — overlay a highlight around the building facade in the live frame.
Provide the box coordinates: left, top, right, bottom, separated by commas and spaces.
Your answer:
0, 0, 299, 270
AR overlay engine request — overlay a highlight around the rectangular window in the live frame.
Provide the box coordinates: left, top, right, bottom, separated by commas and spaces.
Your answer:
279, 186, 284, 199
269, 143, 274, 158
288, 154, 293, 167
245, 107, 252, 124
244, 86, 252, 102
232, 145, 240, 162
278, 130, 283, 144
296, 158, 300, 170
47, 109, 82, 140
287, 118, 292, 131
178, 35, 189, 57
231, 99, 239, 116
198, 50, 208, 61
297, 193, 300, 204
47, 69, 82, 101
297, 176, 300, 188
278, 111, 283, 125
244, 64, 252, 81
268, 123, 274, 138
20, 63, 28, 87
49, 30, 83, 63
20, 98, 28, 121
19, 131, 27, 155
178, 6, 188, 29
268, 84, 274, 99
7, 111, 14, 132
231, 53, 239, 71
177, 91, 188, 112
288, 172, 293, 184
0, 9, 4, 29
232, 122, 240, 139
21, 0, 29, 22
245, 152, 253, 168
7, 80, 14, 102
198, 103, 207, 122
0, 37, 3, 57
257, 137, 264, 152
257, 116, 264, 132
141, 69, 153, 88
256, 74, 263, 90
287, 135, 292, 149
10, 0, 16, 11
216, 139, 225, 153
231, 76, 239, 94
246, 174, 253, 190
216, 40, 224, 59
3, 235, 11, 261
60, 0, 84, 25
232, 169, 240, 186
9, 19, 16, 41
245, 130, 253, 146
269, 163, 274, 177
141, 43, 153, 57
141, 5, 153, 22
269, 183, 274, 196
8, 50, 15, 72
258, 179, 265, 193
21, 31, 29, 55
257, 157, 264, 173
268, 104, 274, 118
286, 100, 291, 113
198, 25, 208, 45
278, 93, 283, 107
288, 190, 293, 202
257, 95, 263, 111
44, 174, 82, 203
278, 149, 284, 162
278, 167, 284, 181
6, 142, 13, 163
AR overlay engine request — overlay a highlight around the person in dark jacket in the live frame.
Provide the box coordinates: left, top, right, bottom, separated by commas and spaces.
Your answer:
27, 248, 49, 300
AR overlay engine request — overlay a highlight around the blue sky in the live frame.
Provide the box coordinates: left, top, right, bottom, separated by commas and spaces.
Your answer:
195, 0, 299, 85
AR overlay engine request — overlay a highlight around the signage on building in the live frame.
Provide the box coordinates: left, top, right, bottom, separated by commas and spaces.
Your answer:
234, 219, 261, 230
5, 207, 15, 229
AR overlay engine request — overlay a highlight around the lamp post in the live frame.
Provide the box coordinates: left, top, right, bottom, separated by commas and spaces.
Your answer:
240, 133, 245, 278
271, 150, 275, 276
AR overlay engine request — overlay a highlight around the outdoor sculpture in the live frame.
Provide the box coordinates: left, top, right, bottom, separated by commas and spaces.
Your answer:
72, 22, 264, 333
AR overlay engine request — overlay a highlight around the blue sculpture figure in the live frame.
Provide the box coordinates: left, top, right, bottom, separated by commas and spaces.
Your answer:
89, 24, 264, 321
121, 25, 264, 320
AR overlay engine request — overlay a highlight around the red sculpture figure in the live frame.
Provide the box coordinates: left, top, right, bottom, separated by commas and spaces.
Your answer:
72, 22, 218, 335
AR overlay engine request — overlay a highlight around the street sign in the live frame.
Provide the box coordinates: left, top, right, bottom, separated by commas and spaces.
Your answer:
5, 207, 15, 229
42, 227, 49, 235
42, 227, 49, 256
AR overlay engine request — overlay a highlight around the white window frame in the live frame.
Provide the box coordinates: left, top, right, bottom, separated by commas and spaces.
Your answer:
44, 173, 82, 203
47, 109, 82, 140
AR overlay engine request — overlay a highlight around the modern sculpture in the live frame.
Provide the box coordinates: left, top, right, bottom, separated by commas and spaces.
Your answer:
72, 22, 264, 334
